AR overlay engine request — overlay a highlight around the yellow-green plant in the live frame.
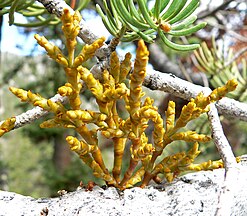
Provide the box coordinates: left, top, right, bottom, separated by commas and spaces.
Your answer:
194, 39, 247, 102
0, 9, 238, 190
96, 0, 206, 51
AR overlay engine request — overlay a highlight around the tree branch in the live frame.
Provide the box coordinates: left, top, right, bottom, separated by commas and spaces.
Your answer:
208, 104, 238, 216
198, 0, 233, 19
144, 70, 247, 121
0, 94, 68, 130
2, 69, 247, 131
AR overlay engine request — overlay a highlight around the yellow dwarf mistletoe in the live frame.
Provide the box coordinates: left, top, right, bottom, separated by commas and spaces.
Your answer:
6, 9, 238, 190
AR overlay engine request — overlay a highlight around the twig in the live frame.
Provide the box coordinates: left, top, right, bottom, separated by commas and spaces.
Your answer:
206, 20, 247, 43
144, 70, 247, 121
208, 104, 237, 170
178, 60, 193, 83
0, 94, 68, 130
148, 43, 181, 75
207, 104, 238, 216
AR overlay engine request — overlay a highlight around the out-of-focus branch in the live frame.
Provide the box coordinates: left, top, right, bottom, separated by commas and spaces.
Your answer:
198, 0, 233, 19
148, 43, 205, 85
225, 46, 247, 67
148, 43, 181, 75
206, 20, 247, 43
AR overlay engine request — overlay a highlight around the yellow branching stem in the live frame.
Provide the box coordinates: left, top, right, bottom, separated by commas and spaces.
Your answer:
64, 67, 82, 110
127, 40, 149, 120
67, 110, 107, 126
66, 135, 95, 156
170, 131, 211, 142
66, 135, 116, 185
119, 53, 132, 83
125, 167, 145, 188
142, 142, 201, 186
61, 9, 81, 66
110, 51, 120, 83
4, 9, 240, 190
141, 78, 238, 188
120, 40, 150, 188
165, 101, 175, 134
187, 160, 224, 171
9, 87, 66, 115
187, 157, 241, 171
112, 137, 127, 183
34, 34, 68, 67
0, 117, 16, 137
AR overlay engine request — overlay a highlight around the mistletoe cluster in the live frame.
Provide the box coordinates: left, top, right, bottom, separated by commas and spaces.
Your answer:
0, 9, 238, 189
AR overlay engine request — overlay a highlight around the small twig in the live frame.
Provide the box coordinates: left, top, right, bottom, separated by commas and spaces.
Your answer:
208, 104, 237, 168
207, 104, 238, 216
108, 37, 121, 53
206, 20, 247, 43
0, 94, 68, 130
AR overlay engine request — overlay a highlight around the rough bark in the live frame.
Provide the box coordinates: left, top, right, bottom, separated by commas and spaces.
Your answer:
1, 163, 247, 216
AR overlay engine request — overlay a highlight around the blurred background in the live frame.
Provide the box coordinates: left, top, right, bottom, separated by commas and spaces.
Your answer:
0, 0, 246, 198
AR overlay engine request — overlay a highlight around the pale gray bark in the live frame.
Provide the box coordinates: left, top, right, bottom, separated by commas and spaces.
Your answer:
0, 93, 67, 130
144, 71, 247, 121
208, 104, 238, 216
1, 164, 247, 216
